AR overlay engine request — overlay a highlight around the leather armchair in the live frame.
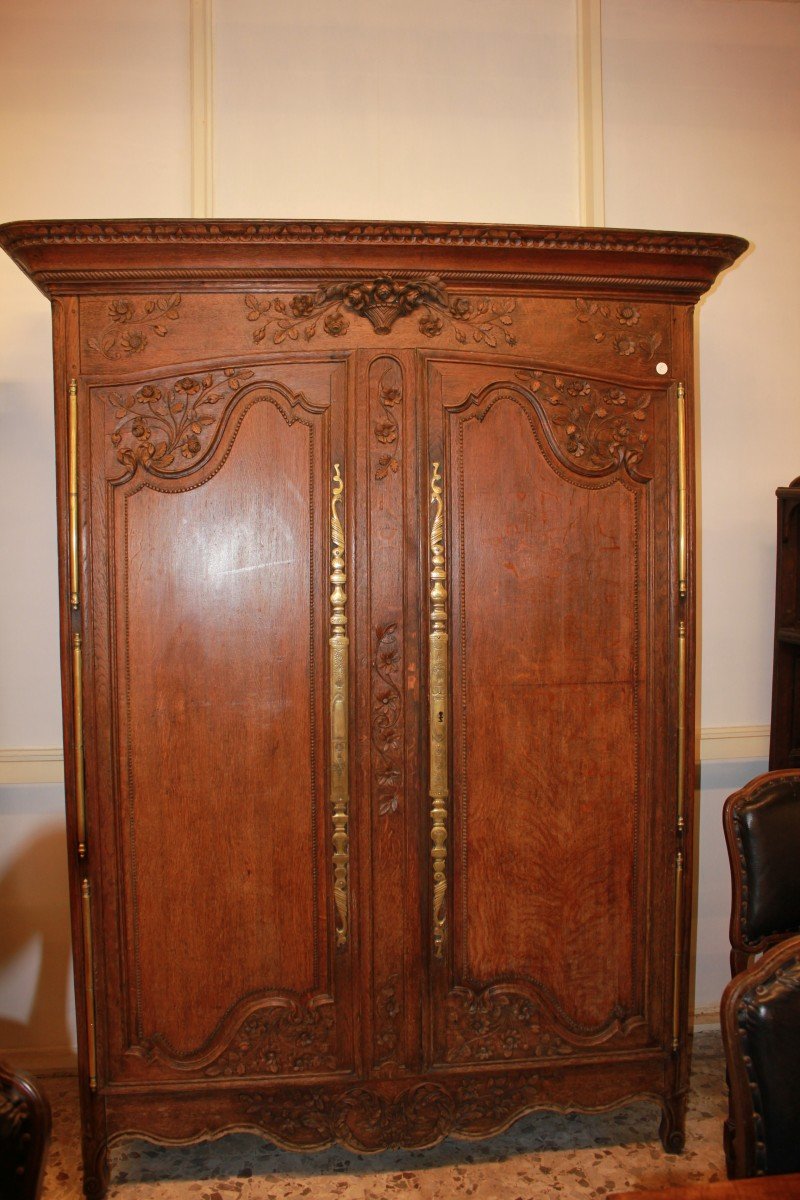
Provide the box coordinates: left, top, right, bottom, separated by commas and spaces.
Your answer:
723, 770, 800, 976
721, 934, 800, 1178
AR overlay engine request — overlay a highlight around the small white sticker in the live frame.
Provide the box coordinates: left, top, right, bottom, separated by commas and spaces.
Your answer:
655, 361, 669, 376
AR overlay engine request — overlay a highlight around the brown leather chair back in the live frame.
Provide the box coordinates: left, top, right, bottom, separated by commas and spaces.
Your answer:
721, 934, 800, 1178
0, 1062, 51, 1200
723, 770, 800, 975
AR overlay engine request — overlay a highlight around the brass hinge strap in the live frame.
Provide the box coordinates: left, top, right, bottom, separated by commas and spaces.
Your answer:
672, 850, 685, 1052
677, 381, 687, 601
81, 878, 98, 1090
329, 464, 349, 948
676, 618, 687, 836
429, 462, 449, 959
676, 380, 688, 839
673, 380, 689, 1052
72, 632, 87, 861
68, 379, 80, 610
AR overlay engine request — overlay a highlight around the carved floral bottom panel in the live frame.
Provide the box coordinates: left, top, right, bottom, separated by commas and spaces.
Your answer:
39, 1030, 727, 1198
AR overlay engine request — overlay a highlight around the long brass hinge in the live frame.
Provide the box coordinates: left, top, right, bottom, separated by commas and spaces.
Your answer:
672, 381, 688, 1052
69, 377, 97, 1085
81, 878, 98, 1090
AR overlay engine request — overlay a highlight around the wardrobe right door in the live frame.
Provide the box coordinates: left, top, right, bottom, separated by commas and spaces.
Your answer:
422, 352, 676, 1070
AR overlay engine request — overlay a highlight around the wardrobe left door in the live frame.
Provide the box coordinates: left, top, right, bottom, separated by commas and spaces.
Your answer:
77, 355, 358, 1088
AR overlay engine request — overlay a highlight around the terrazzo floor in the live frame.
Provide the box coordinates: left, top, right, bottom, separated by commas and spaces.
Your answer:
40, 1030, 729, 1200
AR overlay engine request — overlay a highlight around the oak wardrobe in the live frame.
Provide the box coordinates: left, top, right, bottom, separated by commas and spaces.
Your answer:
0, 220, 746, 1197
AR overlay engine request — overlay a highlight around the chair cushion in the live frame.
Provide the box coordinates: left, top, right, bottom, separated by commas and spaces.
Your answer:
738, 953, 800, 1174
737, 779, 800, 944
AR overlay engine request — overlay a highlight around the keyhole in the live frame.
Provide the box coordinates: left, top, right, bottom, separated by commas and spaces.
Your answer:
437, 709, 444, 723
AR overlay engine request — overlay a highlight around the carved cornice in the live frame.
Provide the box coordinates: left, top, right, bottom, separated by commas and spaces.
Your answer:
0, 219, 748, 258
0, 219, 747, 300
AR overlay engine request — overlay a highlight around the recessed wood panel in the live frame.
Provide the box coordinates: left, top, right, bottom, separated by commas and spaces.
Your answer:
114, 395, 323, 1054
446, 388, 648, 1034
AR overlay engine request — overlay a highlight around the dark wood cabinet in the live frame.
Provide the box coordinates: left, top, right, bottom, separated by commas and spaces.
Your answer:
0, 220, 746, 1198
770, 478, 800, 769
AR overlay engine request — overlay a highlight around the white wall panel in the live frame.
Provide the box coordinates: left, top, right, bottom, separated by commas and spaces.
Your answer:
0, 0, 192, 1059
602, 0, 800, 729
213, 0, 580, 223
0, 0, 193, 748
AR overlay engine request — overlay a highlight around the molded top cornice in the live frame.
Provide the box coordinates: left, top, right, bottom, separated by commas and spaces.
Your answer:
0, 218, 748, 300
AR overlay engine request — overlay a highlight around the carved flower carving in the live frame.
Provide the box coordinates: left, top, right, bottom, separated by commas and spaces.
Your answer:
323, 310, 349, 337
291, 294, 314, 317
373, 371, 402, 481
107, 366, 254, 473
614, 334, 637, 356
419, 313, 444, 337
243, 277, 516, 347
373, 623, 402, 816
87, 293, 182, 359
515, 370, 651, 476
574, 297, 663, 361
445, 987, 573, 1064
204, 1001, 336, 1078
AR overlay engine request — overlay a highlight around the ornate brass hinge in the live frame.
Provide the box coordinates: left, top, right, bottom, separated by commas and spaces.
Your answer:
429, 462, 449, 958
330, 464, 350, 947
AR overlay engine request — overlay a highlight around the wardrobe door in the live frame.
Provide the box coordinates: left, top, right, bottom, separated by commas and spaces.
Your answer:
81, 357, 358, 1085
422, 353, 675, 1068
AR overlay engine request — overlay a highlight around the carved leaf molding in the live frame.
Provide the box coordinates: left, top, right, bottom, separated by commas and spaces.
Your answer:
139, 997, 337, 1078
445, 985, 638, 1065
512, 370, 652, 477
373, 363, 403, 481
241, 1081, 454, 1151
87, 294, 182, 359
445, 987, 574, 1064
236, 1069, 661, 1150
105, 367, 257, 474
203, 1001, 336, 1078
244, 276, 517, 346
372, 624, 403, 817
373, 973, 402, 1071
575, 297, 663, 362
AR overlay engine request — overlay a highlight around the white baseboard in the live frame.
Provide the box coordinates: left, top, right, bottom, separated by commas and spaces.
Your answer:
0, 746, 65, 784
698, 725, 770, 762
